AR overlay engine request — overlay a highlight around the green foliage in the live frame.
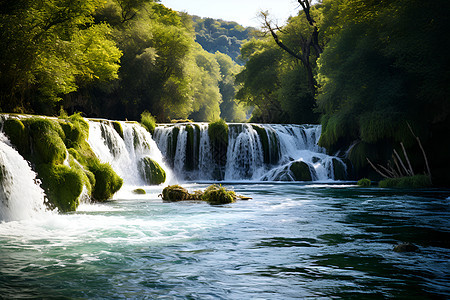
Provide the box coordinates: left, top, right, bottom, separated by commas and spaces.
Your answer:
36, 164, 84, 213
379, 175, 432, 189
138, 157, 166, 185
357, 178, 371, 187
140, 111, 156, 134
0, 0, 121, 113
201, 184, 236, 205
317, 0, 450, 184
89, 161, 123, 201
192, 16, 255, 64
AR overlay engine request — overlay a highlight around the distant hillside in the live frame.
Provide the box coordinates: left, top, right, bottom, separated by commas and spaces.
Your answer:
192, 16, 256, 64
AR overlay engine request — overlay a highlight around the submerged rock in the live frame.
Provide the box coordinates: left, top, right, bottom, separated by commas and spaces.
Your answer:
393, 243, 419, 252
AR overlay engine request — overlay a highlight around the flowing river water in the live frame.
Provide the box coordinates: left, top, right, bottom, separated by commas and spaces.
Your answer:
1, 183, 449, 299
1, 120, 449, 298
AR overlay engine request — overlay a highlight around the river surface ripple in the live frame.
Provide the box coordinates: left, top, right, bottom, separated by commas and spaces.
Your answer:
1, 183, 449, 299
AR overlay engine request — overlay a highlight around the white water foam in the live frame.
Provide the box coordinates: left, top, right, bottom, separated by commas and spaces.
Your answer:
88, 120, 174, 187
0, 132, 49, 222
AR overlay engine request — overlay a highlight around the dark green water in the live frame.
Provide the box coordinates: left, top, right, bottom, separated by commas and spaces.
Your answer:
1, 183, 449, 299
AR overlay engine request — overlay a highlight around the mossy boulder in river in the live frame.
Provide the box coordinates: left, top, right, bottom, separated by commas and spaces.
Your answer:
201, 184, 236, 205
139, 157, 166, 185
89, 162, 123, 201
161, 184, 242, 205
289, 161, 313, 181
36, 164, 84, 212
161, 185, 190, 202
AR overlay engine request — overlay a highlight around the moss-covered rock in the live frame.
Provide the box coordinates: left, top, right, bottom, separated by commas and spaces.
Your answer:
24, 118, 67, 165
332, 158, 347, 180
139, 156, 166, 185
379, 175, 432, 188
357, 178, 372, 187
2, 118, 29, 155
201, 184, 236, 205
89, 162, 123, 201
208, 119, 228, 168
290, 161, 313, 181
36, 164, 84, 212
252, 125, 280, 165
112, 121, 124, 139
161, 185, 190, 202
133, 188, 146, 194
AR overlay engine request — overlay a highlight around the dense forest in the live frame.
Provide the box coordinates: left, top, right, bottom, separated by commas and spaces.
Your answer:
0, 0, 247, 122
192, 16, 255, 64
0, 0, 449, 185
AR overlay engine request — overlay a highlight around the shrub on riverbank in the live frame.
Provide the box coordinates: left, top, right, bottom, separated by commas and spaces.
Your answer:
357, 178, 372, 187
379, 175, 432, 188
141, 111, 156, 135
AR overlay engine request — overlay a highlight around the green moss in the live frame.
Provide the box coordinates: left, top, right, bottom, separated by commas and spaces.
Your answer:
89, 162, 123, 201
208, 119, 229, 167
378, 175, 432, 188
139, 157, 166, 185
161, 185, 190, 202
2, 118, 29, 155
68, 154, 93, 195
357, 178, 372, 187
201, 184, 236, 205
141, 111, 156, 135
112, 121, 124, 139
24, 118, 67, 165
289, 161, 313, 181
132, 188, 146, 194
36, 164, 84, 212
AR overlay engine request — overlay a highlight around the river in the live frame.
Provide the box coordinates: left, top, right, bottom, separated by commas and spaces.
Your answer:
1, 183, 449, 299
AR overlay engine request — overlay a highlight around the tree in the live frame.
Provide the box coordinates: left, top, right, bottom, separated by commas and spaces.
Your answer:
0, 0, 121, 114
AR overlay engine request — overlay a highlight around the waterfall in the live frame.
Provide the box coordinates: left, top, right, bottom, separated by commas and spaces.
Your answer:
88, 120, 172, 185
0, 132, 48, 222
154, 123, 347, 182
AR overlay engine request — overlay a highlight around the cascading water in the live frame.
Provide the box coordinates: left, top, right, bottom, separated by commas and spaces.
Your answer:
154, 123, 347, 182
88, 120, 172, 185
0, 132, 48, 222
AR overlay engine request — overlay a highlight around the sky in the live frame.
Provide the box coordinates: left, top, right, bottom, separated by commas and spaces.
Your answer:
161, 0, 302, 28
